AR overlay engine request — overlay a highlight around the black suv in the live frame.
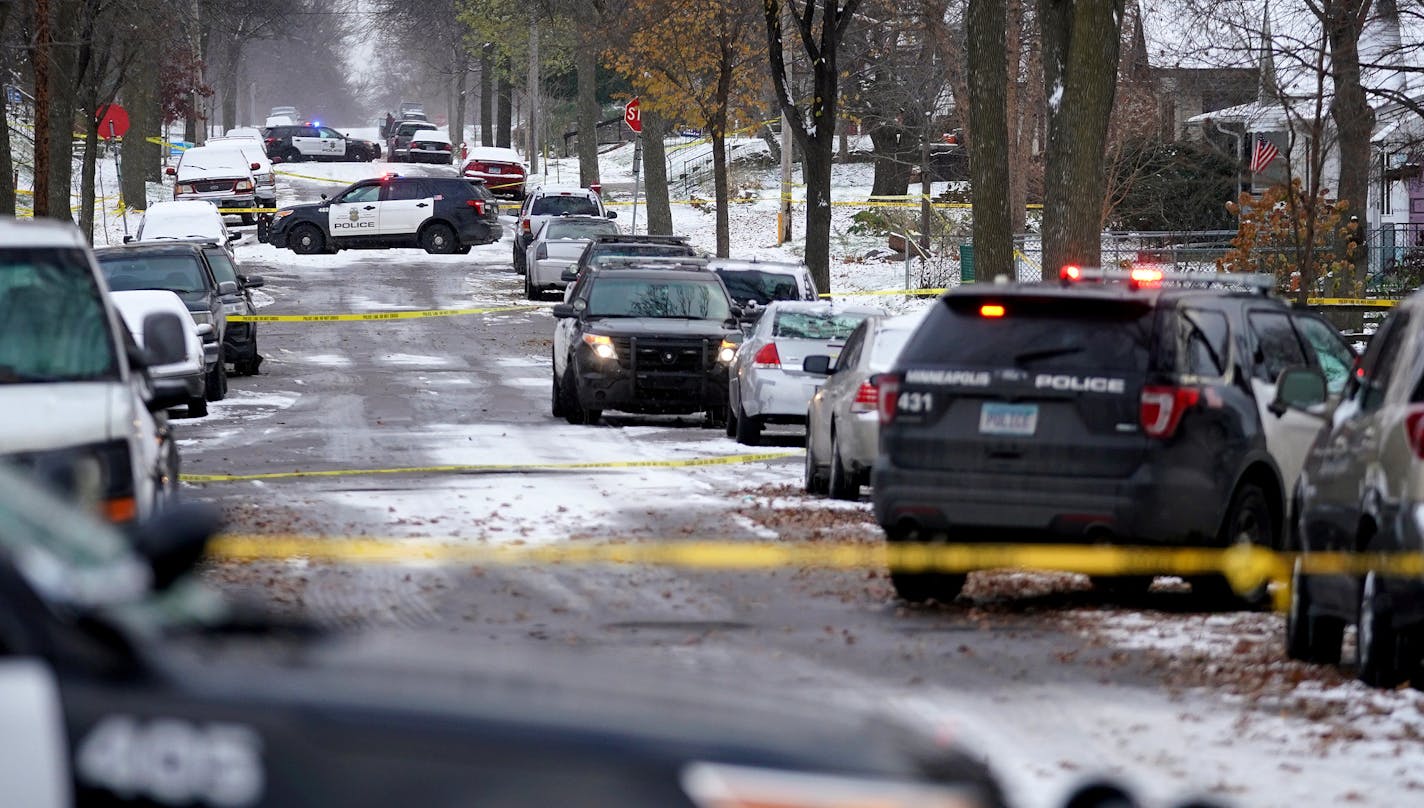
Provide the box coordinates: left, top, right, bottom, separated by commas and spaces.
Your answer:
262, 125, 381, 163
264, 175, 501, 255
551, 267, 740, 425
872, 269, 1357, 604
94, 242, 236, 405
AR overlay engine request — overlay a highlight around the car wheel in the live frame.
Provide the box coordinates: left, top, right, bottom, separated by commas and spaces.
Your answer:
524, 271, 536, 300
240, 213, 256, 226
827, 431, 860, 501
1358, 571, 1407, 688
512, 245, 524, 274
887, 524, 966, 604
551, 369, 566, 418
704, 405, 728, 429
204, 356, 227, 402
420, 223, 458, 254
725, 404, 738, 438
289, 223, 324, 255
562, 364, 589, 425
1285, 558, 1344, 664
734, 403, 761, 446
804, 432, 827, 495
282, 148, 301, 164
1090, 575, 1155, 601
186, 395, 208, 418
1193, 483, 1274, 610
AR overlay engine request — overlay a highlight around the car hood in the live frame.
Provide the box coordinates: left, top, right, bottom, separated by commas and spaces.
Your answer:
176, 165, 248, 181
587, 318, 735, 339
0, 383, 127, 454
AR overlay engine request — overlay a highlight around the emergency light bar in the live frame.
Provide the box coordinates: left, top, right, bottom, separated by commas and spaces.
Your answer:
1059, 266, 1274, 294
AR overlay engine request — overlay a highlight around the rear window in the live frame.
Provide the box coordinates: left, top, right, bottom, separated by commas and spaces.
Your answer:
586, 277, 731, 321
0, 247, 118, 383
900, 296, 1154, 373
771, 310, 868, 341
587, 243, 695, 268
532, 195, 600, 217
98, 254, 209, 294
869, 328, 915, 371
545, 219, 619, 240
715, 269, 804, 305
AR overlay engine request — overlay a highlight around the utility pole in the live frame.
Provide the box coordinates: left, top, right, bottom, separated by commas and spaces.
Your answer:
920, 110, 931, 258
777, 1, 793, 244
526, 11, 539, 175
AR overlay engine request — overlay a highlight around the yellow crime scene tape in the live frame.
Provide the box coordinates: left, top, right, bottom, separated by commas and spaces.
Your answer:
182, 450, 799, 483
227, 304, 538, 323
200, 536, 1424, 612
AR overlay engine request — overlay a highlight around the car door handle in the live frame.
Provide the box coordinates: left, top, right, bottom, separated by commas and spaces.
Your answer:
416, 203, 429, 208
363, 205, 376, 210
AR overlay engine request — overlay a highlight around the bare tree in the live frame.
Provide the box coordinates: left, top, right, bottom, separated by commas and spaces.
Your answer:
967, 0, 1013, 278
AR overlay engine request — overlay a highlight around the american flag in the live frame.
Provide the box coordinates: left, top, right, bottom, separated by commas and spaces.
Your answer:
1250, 136, 1280, 174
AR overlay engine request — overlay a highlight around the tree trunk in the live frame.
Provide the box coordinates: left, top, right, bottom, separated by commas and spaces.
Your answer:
711, 129, 730, 257
838, 119, 849, 161
220, 45, 242, 132
45, 0, 82, 222
968, 0, 1012, 281
0, 0, 13, 216
802, 137, 835, 291
79, 122, 99, 243
757, 122, 781, 164
496, 67, 513, 148
868, 124, 914, 198
121, 59, 158, 211
576, 25, 601, 187
642, 107, 673, 235
1037, 0, 1124, 274
1325, 0, 1375, 295
480, 45, 493, 146
452, 60, 468, 152
31, 0, 53, 218
526, 14, 539, 174
1005, 0, 1028, 234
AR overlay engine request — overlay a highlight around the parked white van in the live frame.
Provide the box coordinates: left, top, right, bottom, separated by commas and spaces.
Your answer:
0, 219, 190, 524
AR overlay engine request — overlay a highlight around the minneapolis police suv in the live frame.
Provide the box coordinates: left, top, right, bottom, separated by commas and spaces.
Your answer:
263, 174, 501, 255
873, 267, 1357, 606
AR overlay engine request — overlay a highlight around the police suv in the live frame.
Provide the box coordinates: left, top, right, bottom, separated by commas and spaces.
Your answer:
263, 175, 502, 255
872, 268, 1356, 605
262, 124, 381, 163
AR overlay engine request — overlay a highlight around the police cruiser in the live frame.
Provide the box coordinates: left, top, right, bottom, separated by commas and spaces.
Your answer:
263, 174, 502, 255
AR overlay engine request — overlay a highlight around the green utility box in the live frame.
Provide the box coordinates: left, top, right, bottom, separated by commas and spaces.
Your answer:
959, 244, 975, 283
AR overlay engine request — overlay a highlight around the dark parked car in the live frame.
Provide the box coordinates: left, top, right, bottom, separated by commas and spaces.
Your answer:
264, 175, 501, 255
872, 268, 1355, 605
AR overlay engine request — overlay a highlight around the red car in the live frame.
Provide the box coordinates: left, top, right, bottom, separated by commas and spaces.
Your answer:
462, 146, 527, 200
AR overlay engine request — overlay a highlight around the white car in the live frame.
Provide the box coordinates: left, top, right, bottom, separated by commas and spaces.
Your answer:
130, 200, 239, 254
0, 218, 189, 524
109, 290, 210, 417
223, 127, 264, 141
202, 138, 277, 212
265, 114, 296, 128
406, 130, 454, 164
524, 215, 620, 300
512, 185, 616, 274
727, 301, 882, 445
166, 145, 261, 224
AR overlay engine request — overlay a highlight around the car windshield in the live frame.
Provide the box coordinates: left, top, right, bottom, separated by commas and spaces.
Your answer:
772, 310, 869, 341
532, 196, 600, 217
544, 220, 619, 240
139, 214, 223, 242
98, 254, 208, 295
715, 269, 804, 305
586, 278, 731, 320
0, 247, 118, 384
204, 250, 240, 287
587, 244, 694, 268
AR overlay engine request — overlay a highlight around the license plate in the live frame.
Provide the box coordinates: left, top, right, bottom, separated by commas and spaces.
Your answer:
487, 166, 502, 173
979, 402, 1038, 436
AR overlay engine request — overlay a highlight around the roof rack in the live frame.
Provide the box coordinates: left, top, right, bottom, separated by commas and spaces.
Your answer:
592, 234, 691, 244
596, 256, 711, 272
1058, 266, 1274, 295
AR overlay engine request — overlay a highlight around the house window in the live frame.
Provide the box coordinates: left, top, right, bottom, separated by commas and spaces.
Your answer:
1381, 153, 1394, 216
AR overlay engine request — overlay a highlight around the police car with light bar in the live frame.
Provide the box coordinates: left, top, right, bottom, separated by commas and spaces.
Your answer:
872, 267, 1358, 606
262, 174, 501, 255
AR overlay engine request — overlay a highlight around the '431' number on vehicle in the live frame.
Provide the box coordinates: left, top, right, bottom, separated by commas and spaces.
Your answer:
897, 392, 934, 414
76, 715, 264, 807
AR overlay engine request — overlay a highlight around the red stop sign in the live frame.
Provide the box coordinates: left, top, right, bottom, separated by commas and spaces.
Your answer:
97, 104, 130, 139
624, 97, 642, 134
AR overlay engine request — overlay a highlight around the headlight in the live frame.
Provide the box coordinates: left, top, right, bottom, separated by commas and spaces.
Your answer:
583, 334, 617, 360
190, 311, 214, 327
274, 209, 294, 219
681, 763, 988, 808
222, 301, 246, 315
718, 340, 737, 364
235, 180, 254, 191
176, 183, 195, 195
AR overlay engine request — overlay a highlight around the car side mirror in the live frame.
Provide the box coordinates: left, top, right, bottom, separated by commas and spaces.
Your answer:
606, 210, 618, 219
561, 268, 579, 283
217, 281, 240, 296
122, 235, 134, 244
552, 303, 576, 319
129, 502, 223, 590
250, 162, 262, 171
141, 311, 188, 368
320, 193, 328, 201
240, 274, 265, 289
1271, 366, 1328, 416
227, 232, 242, 243
165, 166, 176, 176
729, 305, 743, 319
148, 379, 191, 411
802, 355, 833, 376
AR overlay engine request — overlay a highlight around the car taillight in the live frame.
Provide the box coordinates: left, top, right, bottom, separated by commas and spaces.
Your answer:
752, 343, 781, 369
467, 199, 486, 215
1406, 406, 1424, 459
1140, 385, 1200, 439
264, 137, 278, 145
535, 243, 548, 260
521, 219, 532, 233
878, 374, 901, 425
850, 378, 879, 413
468, 161, 486, 172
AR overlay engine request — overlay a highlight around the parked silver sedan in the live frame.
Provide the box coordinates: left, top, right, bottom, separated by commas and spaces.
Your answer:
726, 301, 880, 445
525, 215, 621, 299
802, 312, 923, 499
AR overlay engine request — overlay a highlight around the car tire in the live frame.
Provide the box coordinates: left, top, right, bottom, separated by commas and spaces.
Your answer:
704, 405, 728, 429
240, 213, 256, 226
827, 431, 859, 501
551, 369, 565, 418
282, 148, 301, 164
204, 355, 227, 402
734, 403, 761, 446
1090, 576, 1155, 600
289, 223, 324, 255
561, 364, 592, 425
1358, 571, 1407, 688
1193, 483, 1274, 610
512, 245, 524, 274
725, 405, 738, 438
804, 433, 828, 495
887, 524, 966, 604
1285, 559, 1344, 664
186, 395, 208, 418
420, 223, 458, 254
524, 271, 536, 300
